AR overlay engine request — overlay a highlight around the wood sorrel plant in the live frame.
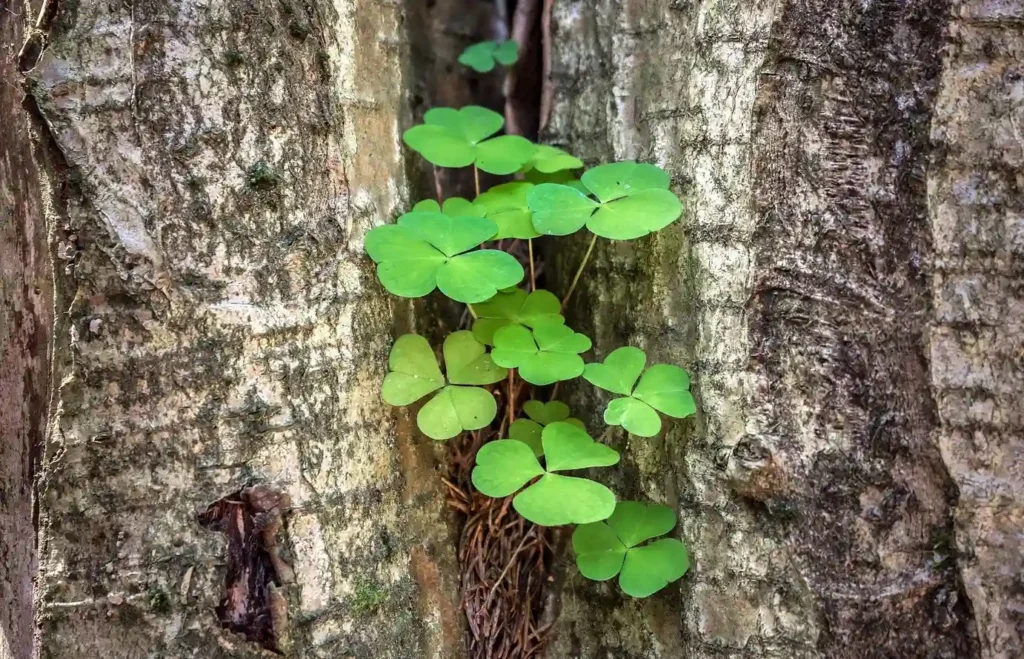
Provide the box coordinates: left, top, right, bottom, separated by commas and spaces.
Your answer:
365, 96, 694, 598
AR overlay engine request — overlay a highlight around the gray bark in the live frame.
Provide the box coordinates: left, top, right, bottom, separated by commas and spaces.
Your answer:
7, 0, 463, 656
541, 0, 1019, 657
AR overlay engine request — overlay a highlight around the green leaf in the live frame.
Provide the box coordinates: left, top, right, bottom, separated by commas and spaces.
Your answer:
458, 40, 518, 72
618, 538, 690, 598
508, 419, 544, 456
474, 182, 539, 239
381, 334, 445, 405
417, 385, 496, 440
491, 324, 589, 386
572, 522, 626, 581
528, 183, 598, 236
542, 422, 619, 472
443, 330, 507, 385
606, 501, 676, 548
604, 397, 662, 437
471, 439, 544, 496
458, 40, 498, 73
633, 364, 696, 418
583, 346, 646, 396
493, 39, 519, 66
413, 197, 485, 218
580, 162, 671, 202
475, 135, 536, 175
367, 213, 522, 303
526, 144, 583, 174
404, 106, 535, 174
471, 288, 564, 345
527, 162, 682, 240
522, 400, 583, 429
571, 501, 691, 597
513, 474, 617, 526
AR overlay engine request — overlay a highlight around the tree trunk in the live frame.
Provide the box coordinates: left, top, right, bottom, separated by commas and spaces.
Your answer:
541, 0, 1019, 657
5, 0, 463, 656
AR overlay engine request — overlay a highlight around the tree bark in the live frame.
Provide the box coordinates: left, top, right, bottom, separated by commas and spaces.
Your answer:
8, 0, 463, 657
540, 0, 1017, 657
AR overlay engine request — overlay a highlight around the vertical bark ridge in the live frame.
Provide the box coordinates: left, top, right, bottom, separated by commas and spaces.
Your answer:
928, 1, 1024, 656
23, 0, 461, 656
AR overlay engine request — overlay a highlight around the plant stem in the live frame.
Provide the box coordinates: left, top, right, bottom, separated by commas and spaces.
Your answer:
433, 166, 443, 204
473, 164, 480, 197
467, 304, 478, 320
528, 239, 536, 291
561, 233, 598, 310
507, 370, 515, 428
549, 381, 560, 402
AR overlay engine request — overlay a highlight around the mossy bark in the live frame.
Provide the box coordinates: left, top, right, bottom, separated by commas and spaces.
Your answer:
540, 0, 1018, 657
11, 0, 464, 657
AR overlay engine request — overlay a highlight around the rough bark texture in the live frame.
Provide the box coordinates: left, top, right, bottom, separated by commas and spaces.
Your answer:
18, 0, 463, 657
929, 2, 1024, 656
1, 2, 53, 658
540, 0, 1012, 657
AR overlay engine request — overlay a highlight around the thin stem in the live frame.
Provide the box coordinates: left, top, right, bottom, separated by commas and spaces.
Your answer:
549, 381, 560, 402
561, 233, 598, 310
473, 164, 481, 197
528, 239, 536, 291
467, 305, 478, 320
507, 370, 515, 428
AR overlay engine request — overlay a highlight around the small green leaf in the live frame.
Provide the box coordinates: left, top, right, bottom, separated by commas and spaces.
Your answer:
403, 106, 535, 174
533, 322, 591, 355
618, 538, 690, 598
412, 199, 441, 213
413, 197, 485, 217
402, 125, 476, 168
572, 522, 626, 580
508, 419, 544, 456
493, 39, 519, 66
542, 422, 619, 472
458, 40, 498, 73
490, 324, 539, 367
471, 439, 544, 496
606, 501, 676, 548
381, 334, 445, 405
443, 330, 507, 385
585, 189, 682, 240
491, 323, 589, 386
471, 288, 564, 345
571, 501, 691, 597
429, 106, 503, 143
525, 144, 584, 174
474, 182, 539, 239
365, 225, 447, 298
583, 346, 647, 396
417, 385, 497, 440
522, 400, 583, 429
436, 250, 525, 303
397, 211, 496, 257
580, 162, 671, 202
633, 364, 696, 418
528, 184, 598, 236
475, 135, 536, 175
513, 474, 617, 526
604, 397, 662, 437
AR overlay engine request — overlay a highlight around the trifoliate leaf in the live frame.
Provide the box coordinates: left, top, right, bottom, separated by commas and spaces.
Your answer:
381, 334, 445, 406
403, 106, 536, 174
458, 40, 518, 73
522, 400, 584, 429
470, 423, 619, 526
491, 323, 591, 386
584, 347, 695, 437
472, 439, 544, 496
443, 330, 507, 385
412, 197, 486, 218
618, 538, 690, 598
418, 385, 497, 440
524, 144, 584, 174
572, 501, 690, 597
512, 474, 616, 526
582, 346, 646, 395
527, 161, 682, 239
381, 333, 500, 440
508, 419, 544, 456
474, 182, 539, 239
471, 288, 564, 345
365, 211, 523, 303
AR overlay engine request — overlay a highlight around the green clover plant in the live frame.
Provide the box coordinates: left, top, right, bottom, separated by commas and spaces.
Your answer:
458, 39, 519, 73
382, 332, 506, 440
583, 347, 696, 437
364, 210, 523, 303
403, 106, 535, 174
471, 422, 619, 525
369, 50, 696, 599
572, 501, 690, 597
